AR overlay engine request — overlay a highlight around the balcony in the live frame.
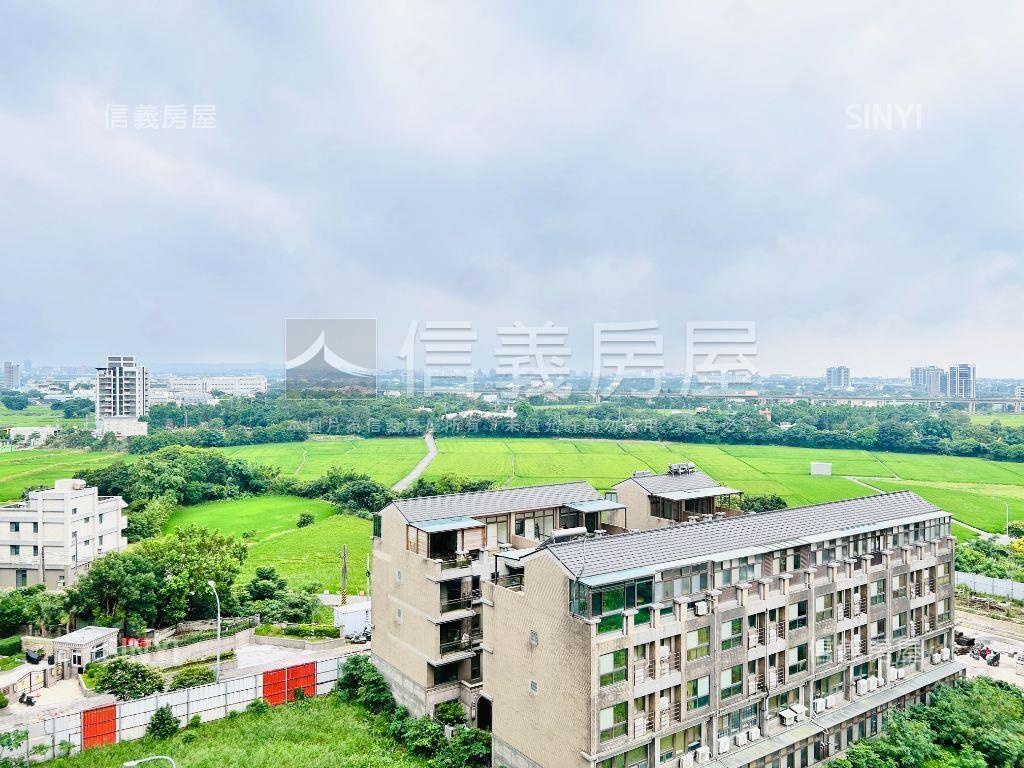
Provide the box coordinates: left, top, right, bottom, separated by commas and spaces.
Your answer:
493, 574, 523, 591
658, 702, 682, 730
439, 590, 480, 614
439, 637, 474, 657
657, 650, 681, 676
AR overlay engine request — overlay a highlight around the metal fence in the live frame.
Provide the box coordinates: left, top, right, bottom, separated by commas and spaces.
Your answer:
14, 653, 352, 759
957, 572, 1024, 600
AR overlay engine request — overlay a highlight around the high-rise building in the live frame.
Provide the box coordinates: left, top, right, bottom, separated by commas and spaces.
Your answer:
1015, 385, 1024, 400
95, 355, 150, 436
825, 366, 850, 390
946, 364, 976, 400
910, 366, 947, 397
371, 473, 961, 768
2, 362, 21, 390
22, 359, 31, 377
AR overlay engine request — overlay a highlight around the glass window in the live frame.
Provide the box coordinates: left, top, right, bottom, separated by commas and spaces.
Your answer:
659, 726, 701, 762
815, 636, 834, 666
787, 644, 807, 676
936, 562, 951, 586
767, 687, 800, 716
870, 579, 887, 605
686, 675, 710, 711
600, 747, 649, 768
600, 650, 628, 687
788, 601, 808, 631
892, 574, 908, 600
720, 664, 743, 700
718, 704, 758, 737
721, 618, 743, 651
686, 627, 710, 660
815, 593, 834, 622
599, 702, 628, 743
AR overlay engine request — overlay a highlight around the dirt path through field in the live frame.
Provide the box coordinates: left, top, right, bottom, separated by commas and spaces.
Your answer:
392, 431, 437, 491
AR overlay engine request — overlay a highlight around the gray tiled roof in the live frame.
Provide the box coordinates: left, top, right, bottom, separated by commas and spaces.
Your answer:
391, 481, 601, 523
547, 491, 944, 578
618, 470, 721, 494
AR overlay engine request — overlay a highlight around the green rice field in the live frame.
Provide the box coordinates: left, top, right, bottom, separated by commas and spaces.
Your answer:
5, 437, 1024, 550
223, 436, 426, 486
166, 495, 337, 541
0, 403, 84, 428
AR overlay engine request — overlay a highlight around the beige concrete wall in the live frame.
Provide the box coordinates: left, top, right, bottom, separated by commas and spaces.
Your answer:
484, 554, 592, 768
611, 479, 652, 531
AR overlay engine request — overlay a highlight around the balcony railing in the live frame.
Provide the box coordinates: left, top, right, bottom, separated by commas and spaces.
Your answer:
658, 702, 682, 730
438, 555, 473, 571
439, 594, 475, 613
439, 638, 473, 656
493, 574, 523, 591
657, 650, 681, 676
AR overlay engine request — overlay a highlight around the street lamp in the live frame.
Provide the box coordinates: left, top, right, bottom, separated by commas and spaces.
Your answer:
124, 758, 177, 768
207, 580, 221, 681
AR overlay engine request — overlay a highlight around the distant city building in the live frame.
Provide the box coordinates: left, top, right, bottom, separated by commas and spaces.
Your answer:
2, 362, 21, 390
825, 365, 850, 390
910, 366, 948, 397
1016, 385, 1024, 400
166, 374, 267, 398
95, 355, 149, 437
0, 479, 128, 589
22, 360, 31, 378
947, 363, 976, 400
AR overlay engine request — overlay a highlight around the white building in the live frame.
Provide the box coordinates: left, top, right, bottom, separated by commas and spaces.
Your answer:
1016, 385, 1024, 400
825, 365, 850, 390
95, 355, 149, 436
947, 363, 976, 400
0, 479, 128, 589
166, 374, 267, 398
2, 362, 20, 390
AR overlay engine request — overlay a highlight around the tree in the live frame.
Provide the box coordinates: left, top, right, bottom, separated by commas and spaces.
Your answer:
432, 727, 492, 768
434, 700, 467, 727
403, 716, 445, 757
170, 666, 217, 690
146, 705, 180, 739
740, 494, 788, 513
328, 477, 392, 514
93, 657, 164, 701
0, 729, 27, 768
296, 512, 315, 527
0, 395, 28, 411
124, 495, 176, 542
66, 550, 164, 633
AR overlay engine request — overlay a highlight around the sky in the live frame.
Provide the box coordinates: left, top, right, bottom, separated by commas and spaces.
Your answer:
1, 1, 1022, 376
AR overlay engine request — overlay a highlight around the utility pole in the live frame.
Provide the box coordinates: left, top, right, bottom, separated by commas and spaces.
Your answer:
341, 545, 348, 606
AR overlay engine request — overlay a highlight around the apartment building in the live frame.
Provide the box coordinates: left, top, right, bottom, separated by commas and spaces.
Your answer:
824, 367, 849, 391
611, 466, 743, 531
482, 491, 960, 768
0, 479, 128, 589
95, 355, 149, 437
947, 364, 976, 400
371, 481, 626, 719
910, 366, 947, 397
2, 362, 21, 390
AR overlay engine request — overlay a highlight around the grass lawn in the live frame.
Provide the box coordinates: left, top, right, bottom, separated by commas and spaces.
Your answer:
970, 412, 1024, 426
166, 495, 336, 542
0, 449, 127, 503
223, 436, 426, 486
241, 513, 372, 593
952, 522, 981, 542
46, 695, 428, 768
0, 403, 84, 428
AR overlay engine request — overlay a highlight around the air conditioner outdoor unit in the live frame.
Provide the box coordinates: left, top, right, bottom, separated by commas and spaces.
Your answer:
748, 632, 759, 649
734, 731, 748, 746
856, 679, 869, 696
941, 647, 951, 661
635, 716, 648, 736
748, 726, 762, 741
780, 710, 796, 727
659, 696, 671, 710
680, 753, 696, 768
659, 645, 671, 659
695, 601, 709, 616
812, 698, 826, 714
897, 668, 906, 680
695, 746, 712, 764
635, 667, 647, 684
716, 736, 732, 754
867, 677, 878, 692
889, 666, 898, 682
876, 676, 886, 688
825, 695, 837, 709
931, 653, 941, 665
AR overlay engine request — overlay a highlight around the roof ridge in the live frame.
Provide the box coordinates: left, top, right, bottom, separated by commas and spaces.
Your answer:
393, 479, 594, 506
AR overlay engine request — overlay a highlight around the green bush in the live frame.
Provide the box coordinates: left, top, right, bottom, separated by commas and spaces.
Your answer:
247, 698, 270, 715
146, 705, 180, 739
0, 636, 22, 657
0, 691, 8, 709
403, 715, 445, 757
169, 666, 217, 690
434, 700, 466, 727
93, 657, 165, 701
187, 714, 202, 729
433, 727, 492, 768
296, 512, 315, 527
255, 623, 339, 639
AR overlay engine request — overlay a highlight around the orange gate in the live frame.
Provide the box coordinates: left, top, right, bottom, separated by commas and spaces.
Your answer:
82, 704, 117, 748
262, 668, 287, 705
287, 662, 316, 701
